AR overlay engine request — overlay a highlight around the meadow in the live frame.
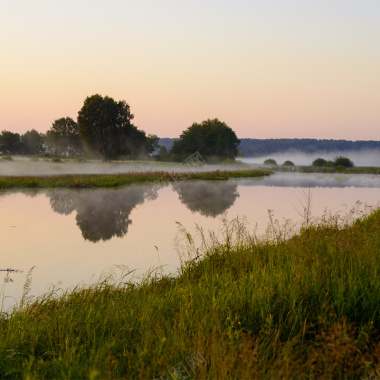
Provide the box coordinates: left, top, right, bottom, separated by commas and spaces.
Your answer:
0, 204, 379, 379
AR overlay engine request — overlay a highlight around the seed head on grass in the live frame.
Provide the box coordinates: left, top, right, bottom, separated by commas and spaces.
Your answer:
21, 266, 35, 306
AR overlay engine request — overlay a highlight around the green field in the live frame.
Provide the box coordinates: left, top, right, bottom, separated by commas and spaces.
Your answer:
1, 207, 379, 378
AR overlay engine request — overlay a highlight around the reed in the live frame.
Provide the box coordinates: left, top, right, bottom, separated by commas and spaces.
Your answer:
0, 207, 379, 378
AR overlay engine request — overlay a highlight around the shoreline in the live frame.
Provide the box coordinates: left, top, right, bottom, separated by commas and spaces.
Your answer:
0, 169, 273, 189
1, 208, 379, 378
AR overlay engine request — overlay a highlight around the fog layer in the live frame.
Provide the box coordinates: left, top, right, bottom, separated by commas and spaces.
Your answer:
240, 150, 380, 167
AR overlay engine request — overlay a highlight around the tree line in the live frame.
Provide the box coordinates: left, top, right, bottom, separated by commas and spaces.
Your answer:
0, 95, 159, 161
0, 94, 240, 161
238, 138, 380, 156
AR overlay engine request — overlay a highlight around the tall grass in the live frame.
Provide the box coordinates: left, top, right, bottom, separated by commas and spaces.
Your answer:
0, 206, 380, 378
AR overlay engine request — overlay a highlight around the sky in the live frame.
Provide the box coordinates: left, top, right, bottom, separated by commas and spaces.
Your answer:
1, 0, 379, 140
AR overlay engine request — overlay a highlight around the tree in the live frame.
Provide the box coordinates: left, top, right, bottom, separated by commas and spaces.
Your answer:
282, 160, 295, 166
46, 117, 84, 156
0, 131, 21, 154
77, 94, 150, 161
171, 118, 240, 159
333, 156, 354, 168
21, 129, 45, 155
312, 158, 327, 167
145, 134, 160, 155
159, 145, 168, 155
264, 158, 277, 165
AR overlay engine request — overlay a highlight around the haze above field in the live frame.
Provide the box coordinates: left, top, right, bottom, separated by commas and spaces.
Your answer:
1, 1, 379, 140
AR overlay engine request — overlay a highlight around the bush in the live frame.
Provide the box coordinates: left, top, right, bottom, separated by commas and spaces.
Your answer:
334, 165, 346, 171
264, 158, 277, 165
333, 156, 354, 168
0, 155, 13, 161
312, 158, 326, 167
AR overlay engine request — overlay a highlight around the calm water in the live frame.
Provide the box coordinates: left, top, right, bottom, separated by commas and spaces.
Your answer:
1, 172, 379, 311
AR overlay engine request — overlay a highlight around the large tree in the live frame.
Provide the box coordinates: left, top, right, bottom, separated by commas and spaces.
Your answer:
77, 94, 152, 161
21, 129, 45, 155
46, 117, 84, 156
0, 131, 21, 154
171, 118, 240, 159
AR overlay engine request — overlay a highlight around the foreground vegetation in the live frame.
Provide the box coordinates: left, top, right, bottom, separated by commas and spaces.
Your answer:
1, 207, 380, 378
0, 169, 272, 189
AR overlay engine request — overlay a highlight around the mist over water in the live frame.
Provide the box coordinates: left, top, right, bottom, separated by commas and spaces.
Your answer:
236, 172, 380, 188
0, 156, 249, 177
240, 150, 380, 167
1, 152, 379, 178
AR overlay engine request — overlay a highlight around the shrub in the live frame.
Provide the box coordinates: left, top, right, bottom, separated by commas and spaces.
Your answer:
0, 155, 13, 161
333, 156, 354, 168
334, 164, 346, 171
312, 158, 326, 167
264, 158, 277, 165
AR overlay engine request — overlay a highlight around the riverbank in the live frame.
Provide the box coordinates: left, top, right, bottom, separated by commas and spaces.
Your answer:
0, 169, 272, 189
1, 208, 379, 378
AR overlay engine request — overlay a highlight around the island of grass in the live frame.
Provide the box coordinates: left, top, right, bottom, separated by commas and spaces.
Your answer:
1, 207, 379, 378
0, 169, 272, 189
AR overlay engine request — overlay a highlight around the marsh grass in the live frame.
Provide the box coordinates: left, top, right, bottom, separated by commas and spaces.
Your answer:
0, 169, 272, 189
1, 205, 380, 378
0, 155, 13, 161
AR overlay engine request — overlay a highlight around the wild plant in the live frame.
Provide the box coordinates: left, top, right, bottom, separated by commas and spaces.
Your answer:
20, 266, 35, 307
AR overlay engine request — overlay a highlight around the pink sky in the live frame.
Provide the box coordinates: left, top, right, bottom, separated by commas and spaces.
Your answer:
1, 1, 379, 140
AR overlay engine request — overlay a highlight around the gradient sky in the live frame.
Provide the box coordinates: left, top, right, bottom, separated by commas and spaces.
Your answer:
1, 0, 379, 139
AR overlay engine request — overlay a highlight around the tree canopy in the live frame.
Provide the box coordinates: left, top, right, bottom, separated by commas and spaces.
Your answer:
21, 129, 45, 155
171, 118, 240, 159
333, 156, 354, 168
312, 156, 354, 168
77, 94, 155, 161
0, 131, 21, 154
46, 117, 84, 156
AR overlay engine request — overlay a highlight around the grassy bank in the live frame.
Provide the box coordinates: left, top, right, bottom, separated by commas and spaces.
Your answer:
0, 169, 272, 189
1, 208, 380, 378
271, 165, 380, 174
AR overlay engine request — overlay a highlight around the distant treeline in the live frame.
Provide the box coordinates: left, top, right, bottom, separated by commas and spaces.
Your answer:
159, 138, 380, 157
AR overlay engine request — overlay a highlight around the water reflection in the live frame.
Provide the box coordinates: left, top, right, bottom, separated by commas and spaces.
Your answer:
1, 268, 23, 284
47, 181, 240, 239
174, 181, 239, 217
48, 186, 158, 242
1, 173, 379, 246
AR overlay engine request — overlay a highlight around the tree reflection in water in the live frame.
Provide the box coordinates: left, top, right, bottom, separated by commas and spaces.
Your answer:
173, 180, 239, 217
48, 185, 157, 242
47, 180, 239, 241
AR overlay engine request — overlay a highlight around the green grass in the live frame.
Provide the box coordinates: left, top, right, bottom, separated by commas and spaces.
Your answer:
1, 208, 380, 378
274, 165, 380, 174
0, 169, 272, 189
